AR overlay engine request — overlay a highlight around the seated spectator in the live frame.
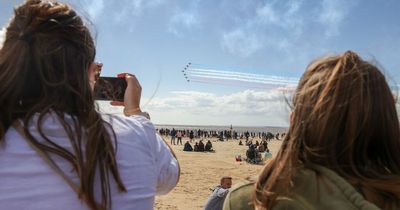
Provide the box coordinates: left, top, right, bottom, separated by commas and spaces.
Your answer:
256, 150, 262, 162
218, 132, 224, 141
204, 176, 232, 210
194, 142, 199, 152
258, 143, 265, 153
205, 140, 213, 151
238, 140, 243, 145
246, 145, 258, 164
264, 149, 272, 159
198, 140, 205, 152
245, 140, 252, 146
183, 141, 193, 152
263, 140, 268, 149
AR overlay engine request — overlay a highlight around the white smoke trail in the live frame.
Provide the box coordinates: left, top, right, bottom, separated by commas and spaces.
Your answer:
187, 71, 297, 85
189, 78, 280, 89
188, 74, 296, 86
188, 68, 298, 84
184, 64, 400, 93
184, 66, 299, 88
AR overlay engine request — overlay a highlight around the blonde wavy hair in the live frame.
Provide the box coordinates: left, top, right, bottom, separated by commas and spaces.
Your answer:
254, 51, 400, 210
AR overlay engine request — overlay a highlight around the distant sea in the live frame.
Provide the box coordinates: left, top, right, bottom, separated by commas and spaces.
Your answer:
155, 124, 288, 134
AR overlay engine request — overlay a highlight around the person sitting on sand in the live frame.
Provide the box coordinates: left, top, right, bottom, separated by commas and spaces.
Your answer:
238, 140, 243, 145
198, 140, 205, 152
223, 51, 400, 210
258, 143, 265, 153
262, 140, 268, 149
246, 144, 258, 164
275, 132, 280, 140
245, 140, 252, 146
218, 132, 224, 141
264, 149, 272, 160
183, 141, 193, 152
194, 142, 199, 152
204, 176, 232, 210
205, 140, 213, 152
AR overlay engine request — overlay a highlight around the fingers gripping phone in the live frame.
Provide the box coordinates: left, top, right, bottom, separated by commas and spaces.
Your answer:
94, 77, 127, 101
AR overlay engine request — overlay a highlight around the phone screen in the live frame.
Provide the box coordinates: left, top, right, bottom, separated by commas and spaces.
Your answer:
94, 77, 127, 101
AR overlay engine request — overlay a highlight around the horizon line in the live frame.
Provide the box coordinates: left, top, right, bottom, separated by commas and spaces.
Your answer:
154, 123, 288, 129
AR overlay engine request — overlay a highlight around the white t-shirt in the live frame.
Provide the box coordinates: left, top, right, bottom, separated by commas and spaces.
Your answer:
0, 112, 179, 210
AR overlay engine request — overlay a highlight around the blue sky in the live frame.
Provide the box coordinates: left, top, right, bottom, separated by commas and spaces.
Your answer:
1, 0, 400, 126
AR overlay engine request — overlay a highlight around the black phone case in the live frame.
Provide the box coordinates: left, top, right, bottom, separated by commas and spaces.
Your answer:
94, 77, 127, 101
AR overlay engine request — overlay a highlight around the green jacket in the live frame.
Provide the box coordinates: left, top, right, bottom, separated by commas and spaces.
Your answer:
223, 164, 381, 210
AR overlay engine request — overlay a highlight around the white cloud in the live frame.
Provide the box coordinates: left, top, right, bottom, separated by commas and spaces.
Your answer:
168, 12, 200, 37
146, 0, 166, 8
167, 0, 201, 37
113, 0, 167, 22
256, 3, 279, 24
81, 0, 104, 20
222, 29, 264, 57
68, 0, 166, 23
287, 0, 302, 15
318, 0, 356, 37
0, 27, 5, 49
98, 89, 291, 126
220, 0, 358, 58
113, 0, 144, 22
142, 89, 290, 126
221, 0, 305, 57
84, 87, 400, 127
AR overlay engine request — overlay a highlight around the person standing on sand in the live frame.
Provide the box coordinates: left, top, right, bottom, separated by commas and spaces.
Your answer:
170, 128, 177, 145
176, 130, 183, 145
189, 130, 194, 142
204, 177, 232, 210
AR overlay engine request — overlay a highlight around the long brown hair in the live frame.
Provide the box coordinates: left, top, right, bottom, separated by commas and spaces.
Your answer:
254, 51, 400, 209
0, 0, 126, 209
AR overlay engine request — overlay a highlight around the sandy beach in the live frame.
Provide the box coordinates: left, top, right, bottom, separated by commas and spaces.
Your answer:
154, 137, 283, 210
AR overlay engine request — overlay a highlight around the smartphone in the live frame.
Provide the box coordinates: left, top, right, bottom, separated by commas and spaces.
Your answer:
94, 77, 127, 101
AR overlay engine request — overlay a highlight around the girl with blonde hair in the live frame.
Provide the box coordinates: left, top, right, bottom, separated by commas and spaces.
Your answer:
224, 51, 400, 210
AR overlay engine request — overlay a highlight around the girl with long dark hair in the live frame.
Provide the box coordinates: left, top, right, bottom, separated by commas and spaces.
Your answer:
0, 1, 179, 209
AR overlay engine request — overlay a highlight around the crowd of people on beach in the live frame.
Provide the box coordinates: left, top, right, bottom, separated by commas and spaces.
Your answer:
158, 128, 285, 143
158, 127, 282, 162
242, 140, 272, 164
0, 1, 399, 210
